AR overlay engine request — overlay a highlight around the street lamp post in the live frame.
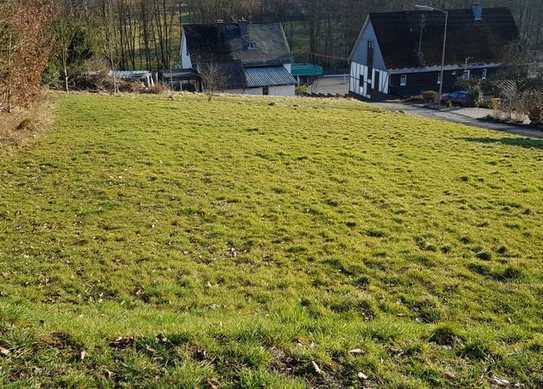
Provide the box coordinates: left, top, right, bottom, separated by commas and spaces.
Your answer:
416, 5, 448, 109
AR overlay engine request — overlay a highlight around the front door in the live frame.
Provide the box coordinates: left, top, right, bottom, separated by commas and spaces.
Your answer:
367, 41, 374, 75
372, 71, 380, 98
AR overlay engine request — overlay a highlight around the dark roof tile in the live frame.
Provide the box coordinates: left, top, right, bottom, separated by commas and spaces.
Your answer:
183, 22, 292, 67
370, 8, 519, 69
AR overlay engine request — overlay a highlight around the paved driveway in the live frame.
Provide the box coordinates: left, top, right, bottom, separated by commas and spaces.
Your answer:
310, 75, 349, 96
374, 101, 543, 139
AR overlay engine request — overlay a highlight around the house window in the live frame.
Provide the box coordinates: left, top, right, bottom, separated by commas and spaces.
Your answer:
263, 86, 269, 95
482, 69, 488, 80
248, 41, 257, 50
400, 74, 407, 87
463, 69, 471, 80
359, 74, 365, 88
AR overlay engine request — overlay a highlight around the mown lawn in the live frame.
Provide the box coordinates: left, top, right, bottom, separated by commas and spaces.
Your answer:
1, 93, 542, 388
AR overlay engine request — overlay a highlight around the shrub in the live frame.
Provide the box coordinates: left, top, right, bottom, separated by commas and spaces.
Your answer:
69, 60, 110, 91
295, 85, 309, 96
520, 90, 543, 125
491, 98, 502, 111
527, 104, 543, 126
146, 83, 169, 95
477, 97, 493, 109
405, 95, 424, 103
0, 1, 55, 112
127, 82, 147, 94
42, 61, 62, 89
422, 90, 438, 103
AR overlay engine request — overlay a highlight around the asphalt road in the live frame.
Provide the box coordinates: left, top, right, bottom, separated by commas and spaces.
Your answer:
374, 101, 543, 139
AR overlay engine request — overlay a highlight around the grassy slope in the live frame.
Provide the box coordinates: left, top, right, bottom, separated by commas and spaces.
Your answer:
0, 94, 542, 388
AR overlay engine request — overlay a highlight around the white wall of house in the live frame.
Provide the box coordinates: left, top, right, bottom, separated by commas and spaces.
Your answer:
374, 69, 389, 94
283, 63, 292, 73
270, 85, 295, 96
350, 62, 367, 97
180, 32, 192, 69
244, 88, 265, 96
349, 17, 389, 99
350, 62, 389, 98
228, 85, 295, 96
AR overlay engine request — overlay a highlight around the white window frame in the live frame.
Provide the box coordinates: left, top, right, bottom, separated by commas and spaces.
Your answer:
482, 69, 487, 80
400, 74, 407, 87
463, 69, 471, 80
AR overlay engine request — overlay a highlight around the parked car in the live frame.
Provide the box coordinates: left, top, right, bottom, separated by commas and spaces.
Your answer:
441, 91, 473, 107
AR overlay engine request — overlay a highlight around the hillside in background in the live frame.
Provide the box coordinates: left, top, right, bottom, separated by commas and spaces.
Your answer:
0, 94, 542, 387
63, 0, 542, 74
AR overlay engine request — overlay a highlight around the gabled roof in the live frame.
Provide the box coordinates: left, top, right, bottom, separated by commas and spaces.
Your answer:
368, 7, 518, 70
183, 22, 292, 67
245, 67, 296, 88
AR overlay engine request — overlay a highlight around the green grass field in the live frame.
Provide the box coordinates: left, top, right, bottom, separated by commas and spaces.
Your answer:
1, 93, 542, 387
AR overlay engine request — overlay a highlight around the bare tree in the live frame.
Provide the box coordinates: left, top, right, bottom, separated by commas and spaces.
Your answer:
96, 0, 119, 93
199, 63, 227, 101
52, 1, 81, 92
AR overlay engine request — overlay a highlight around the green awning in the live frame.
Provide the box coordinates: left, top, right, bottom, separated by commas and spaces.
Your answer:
291, 63, 324, 77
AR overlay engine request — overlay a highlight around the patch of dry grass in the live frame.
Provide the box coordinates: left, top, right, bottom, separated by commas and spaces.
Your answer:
0, 93, 53, 148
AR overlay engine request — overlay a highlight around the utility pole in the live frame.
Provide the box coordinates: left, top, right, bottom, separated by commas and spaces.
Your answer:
418, 14, 426, 66
416, 5, 448, 109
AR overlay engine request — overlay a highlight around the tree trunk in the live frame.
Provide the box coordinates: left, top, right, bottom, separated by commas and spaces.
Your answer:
62, 50, 69, 92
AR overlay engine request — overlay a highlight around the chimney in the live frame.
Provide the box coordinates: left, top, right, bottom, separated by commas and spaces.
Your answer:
472, 1, 483, 22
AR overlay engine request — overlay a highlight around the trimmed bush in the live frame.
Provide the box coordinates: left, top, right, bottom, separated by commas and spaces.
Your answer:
422, 90, 438, 103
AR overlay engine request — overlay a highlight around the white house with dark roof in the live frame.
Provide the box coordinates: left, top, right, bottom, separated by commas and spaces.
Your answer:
179, 21, 296, 96
349, 3, 519, 100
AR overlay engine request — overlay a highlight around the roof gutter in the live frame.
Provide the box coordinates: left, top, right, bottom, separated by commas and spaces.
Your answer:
388, 63, 501, 74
